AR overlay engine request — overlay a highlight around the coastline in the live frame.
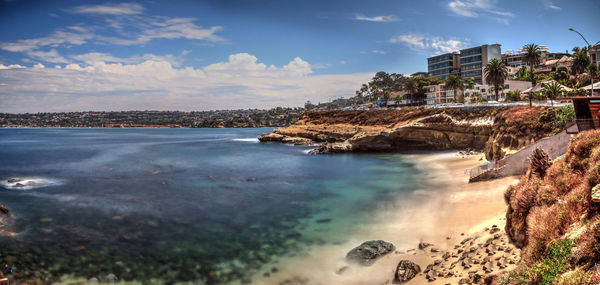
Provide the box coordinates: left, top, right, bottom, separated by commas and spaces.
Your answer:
251, 151, 518, 285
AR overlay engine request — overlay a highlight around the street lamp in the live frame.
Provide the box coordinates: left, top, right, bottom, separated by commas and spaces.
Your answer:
569, 28, 597, 97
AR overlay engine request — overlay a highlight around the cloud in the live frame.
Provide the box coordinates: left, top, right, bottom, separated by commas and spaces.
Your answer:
389, 34, 428, 50
354, 14, 399, 22
0, 64, 26, 69
26, 49, 70, 63
70, 52, 183, 66
430, 37, 470, 54
390, 34, 469, 54
448, 0, 515, 23
0, 30, 93, 52
371, 50, 388, 54
70, 3, 144, 15
542, 0, 561, 10
0, 54, 370, 113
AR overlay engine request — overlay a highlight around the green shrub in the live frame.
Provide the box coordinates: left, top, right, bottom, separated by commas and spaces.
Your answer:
524, 239, 574, 285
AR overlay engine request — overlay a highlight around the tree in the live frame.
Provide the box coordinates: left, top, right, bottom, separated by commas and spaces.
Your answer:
542, 81, 564, 106
571, 50, 590, 76
516, 66, 529, 81
405, 78, 418, 104
445, 75, 464, 103
553, 66, 569, 82
466, 77, 476, 90
522, 43, 542, 107
484, 58, 508, 102
506, 90, 522, 102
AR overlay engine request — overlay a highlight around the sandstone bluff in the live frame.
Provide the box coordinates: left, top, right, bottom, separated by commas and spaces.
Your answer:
259, 107, 561, 160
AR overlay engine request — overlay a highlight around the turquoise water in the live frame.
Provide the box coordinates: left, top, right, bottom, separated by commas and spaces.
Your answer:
0, 128, 421, 283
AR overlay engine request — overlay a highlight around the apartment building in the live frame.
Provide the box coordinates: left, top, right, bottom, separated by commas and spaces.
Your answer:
427, 53, 460, 80
463, 80, 532, 102
590, 44, 600, 66
460, 44, 502, 84
424, 83, 455, 105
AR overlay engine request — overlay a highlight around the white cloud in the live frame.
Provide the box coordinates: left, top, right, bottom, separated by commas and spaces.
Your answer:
389, 34, 428, 50
33, 63, 45, 69
390, 34, 469, 54
0, 30, 93, 52
0, 54, 370, 112
70, 3, 144, 15
340, 60, 347, 64
26, 49, 70, 63
430, 37, 470, 54
0, 64, 26, 69
354, 14, 399, 22
542, 0, 561, 10
371, 50, 388, 54
448, 0, 515, 23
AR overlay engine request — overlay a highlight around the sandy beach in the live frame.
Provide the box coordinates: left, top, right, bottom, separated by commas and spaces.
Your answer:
252, 152, 519, 285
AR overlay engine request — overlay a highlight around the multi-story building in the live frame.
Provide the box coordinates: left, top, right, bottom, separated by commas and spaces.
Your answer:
460, 44, 502, 84
424, 83, 455, 105
463, 80, 532, 102
410, 71, 429, 78
427, 53, 460, 80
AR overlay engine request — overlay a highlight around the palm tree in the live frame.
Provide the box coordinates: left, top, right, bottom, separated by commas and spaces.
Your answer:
484, 58, 508, 102
522, 43, 542, 107
445, 75, 464, 103
572, 50, 590, 76
542, 81, 564, 106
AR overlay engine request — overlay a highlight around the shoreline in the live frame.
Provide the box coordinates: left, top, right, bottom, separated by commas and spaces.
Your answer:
251, 151, 518, 285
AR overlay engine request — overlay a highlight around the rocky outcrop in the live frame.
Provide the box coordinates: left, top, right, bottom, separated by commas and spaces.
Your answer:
0, 203, 8, 215
394, 260, 421, 283
259, 107, 561, 158
345, 240, 395, 266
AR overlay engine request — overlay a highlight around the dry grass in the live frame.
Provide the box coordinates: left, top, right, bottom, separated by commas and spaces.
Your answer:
504, 130, 600, 282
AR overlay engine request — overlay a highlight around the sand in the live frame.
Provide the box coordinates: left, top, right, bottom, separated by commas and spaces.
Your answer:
251, 151, 520, 285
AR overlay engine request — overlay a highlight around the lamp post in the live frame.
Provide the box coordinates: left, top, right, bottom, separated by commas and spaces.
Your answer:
569, 28, 599, 96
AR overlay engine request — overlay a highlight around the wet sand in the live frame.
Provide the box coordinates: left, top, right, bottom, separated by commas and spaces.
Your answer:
252, 152, 519, 285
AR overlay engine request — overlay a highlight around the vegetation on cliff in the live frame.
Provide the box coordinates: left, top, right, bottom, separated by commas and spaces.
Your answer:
503, 130, 600, 284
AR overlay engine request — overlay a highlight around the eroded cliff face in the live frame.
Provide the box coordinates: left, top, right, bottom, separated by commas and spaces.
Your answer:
259, 107, 554, 158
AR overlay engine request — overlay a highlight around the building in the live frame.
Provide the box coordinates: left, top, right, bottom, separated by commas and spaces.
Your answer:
424, 83, 455, 105
460, 44, 502, 84
570, 96, 600, 133
410, 72, 428, 78
427, 53, 460, 80
590, 44, 600, 67
463, 80, 532, 102
534, 55, 573, 74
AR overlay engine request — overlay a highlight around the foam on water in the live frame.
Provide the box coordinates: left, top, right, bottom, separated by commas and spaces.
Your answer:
232, 138, 260, 142
0, 177, 63, 190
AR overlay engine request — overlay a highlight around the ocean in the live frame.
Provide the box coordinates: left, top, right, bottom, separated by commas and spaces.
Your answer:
0, 128, 428, 283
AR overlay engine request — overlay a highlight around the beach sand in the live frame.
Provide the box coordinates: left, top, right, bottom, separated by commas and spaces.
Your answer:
252, 152, 519, 285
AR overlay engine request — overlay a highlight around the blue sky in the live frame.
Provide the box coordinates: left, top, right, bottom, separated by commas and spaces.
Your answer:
0, 0, 598, 112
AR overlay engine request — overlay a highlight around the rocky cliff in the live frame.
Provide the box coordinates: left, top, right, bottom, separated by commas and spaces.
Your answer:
501, 130, 600, 284
259, 107, 562, 159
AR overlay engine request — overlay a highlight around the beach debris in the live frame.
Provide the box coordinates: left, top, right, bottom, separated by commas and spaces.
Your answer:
336, 266, 348, 275
418, 242, 432, 250
393, 260, 421, 283
345, 240, 395, 266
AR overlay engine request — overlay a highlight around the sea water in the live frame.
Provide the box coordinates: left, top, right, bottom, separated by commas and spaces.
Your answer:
0, 128, 423, 283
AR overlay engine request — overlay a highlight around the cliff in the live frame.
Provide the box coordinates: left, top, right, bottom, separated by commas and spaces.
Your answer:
502, 130, 600, 284
259, 106, 567, 160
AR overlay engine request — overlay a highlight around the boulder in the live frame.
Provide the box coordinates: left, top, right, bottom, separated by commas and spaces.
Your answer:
346, 240, 395, 266
0, 203, 8, 215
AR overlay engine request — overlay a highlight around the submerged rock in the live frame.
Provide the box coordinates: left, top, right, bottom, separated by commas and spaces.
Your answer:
345, 240, 395, 266
394, 260, 421, 283
0, 203, 9, 215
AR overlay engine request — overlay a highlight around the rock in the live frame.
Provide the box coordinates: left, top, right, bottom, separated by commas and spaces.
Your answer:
336, 266, 348, 275
106, 273, 118, 283
271, 267, 278, 273
489, 227, 500, 234
88, 277, 99, 283
281, 136, 314, 145
15, 183, 25, 187
0, 203, 9, 215
346, 240, 395, 266
418, 242, 433, 250
393, 260, 421, 283
246, 177, 257, 182
458, 278, 472, 284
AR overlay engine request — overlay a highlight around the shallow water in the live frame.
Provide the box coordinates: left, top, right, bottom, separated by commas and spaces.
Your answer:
0, 128, 424, 283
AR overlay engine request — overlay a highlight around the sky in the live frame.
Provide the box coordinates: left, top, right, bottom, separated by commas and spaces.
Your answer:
0, 0, 598, 113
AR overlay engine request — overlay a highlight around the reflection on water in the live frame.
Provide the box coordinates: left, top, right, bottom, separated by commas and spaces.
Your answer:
0, 128, 420, 283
